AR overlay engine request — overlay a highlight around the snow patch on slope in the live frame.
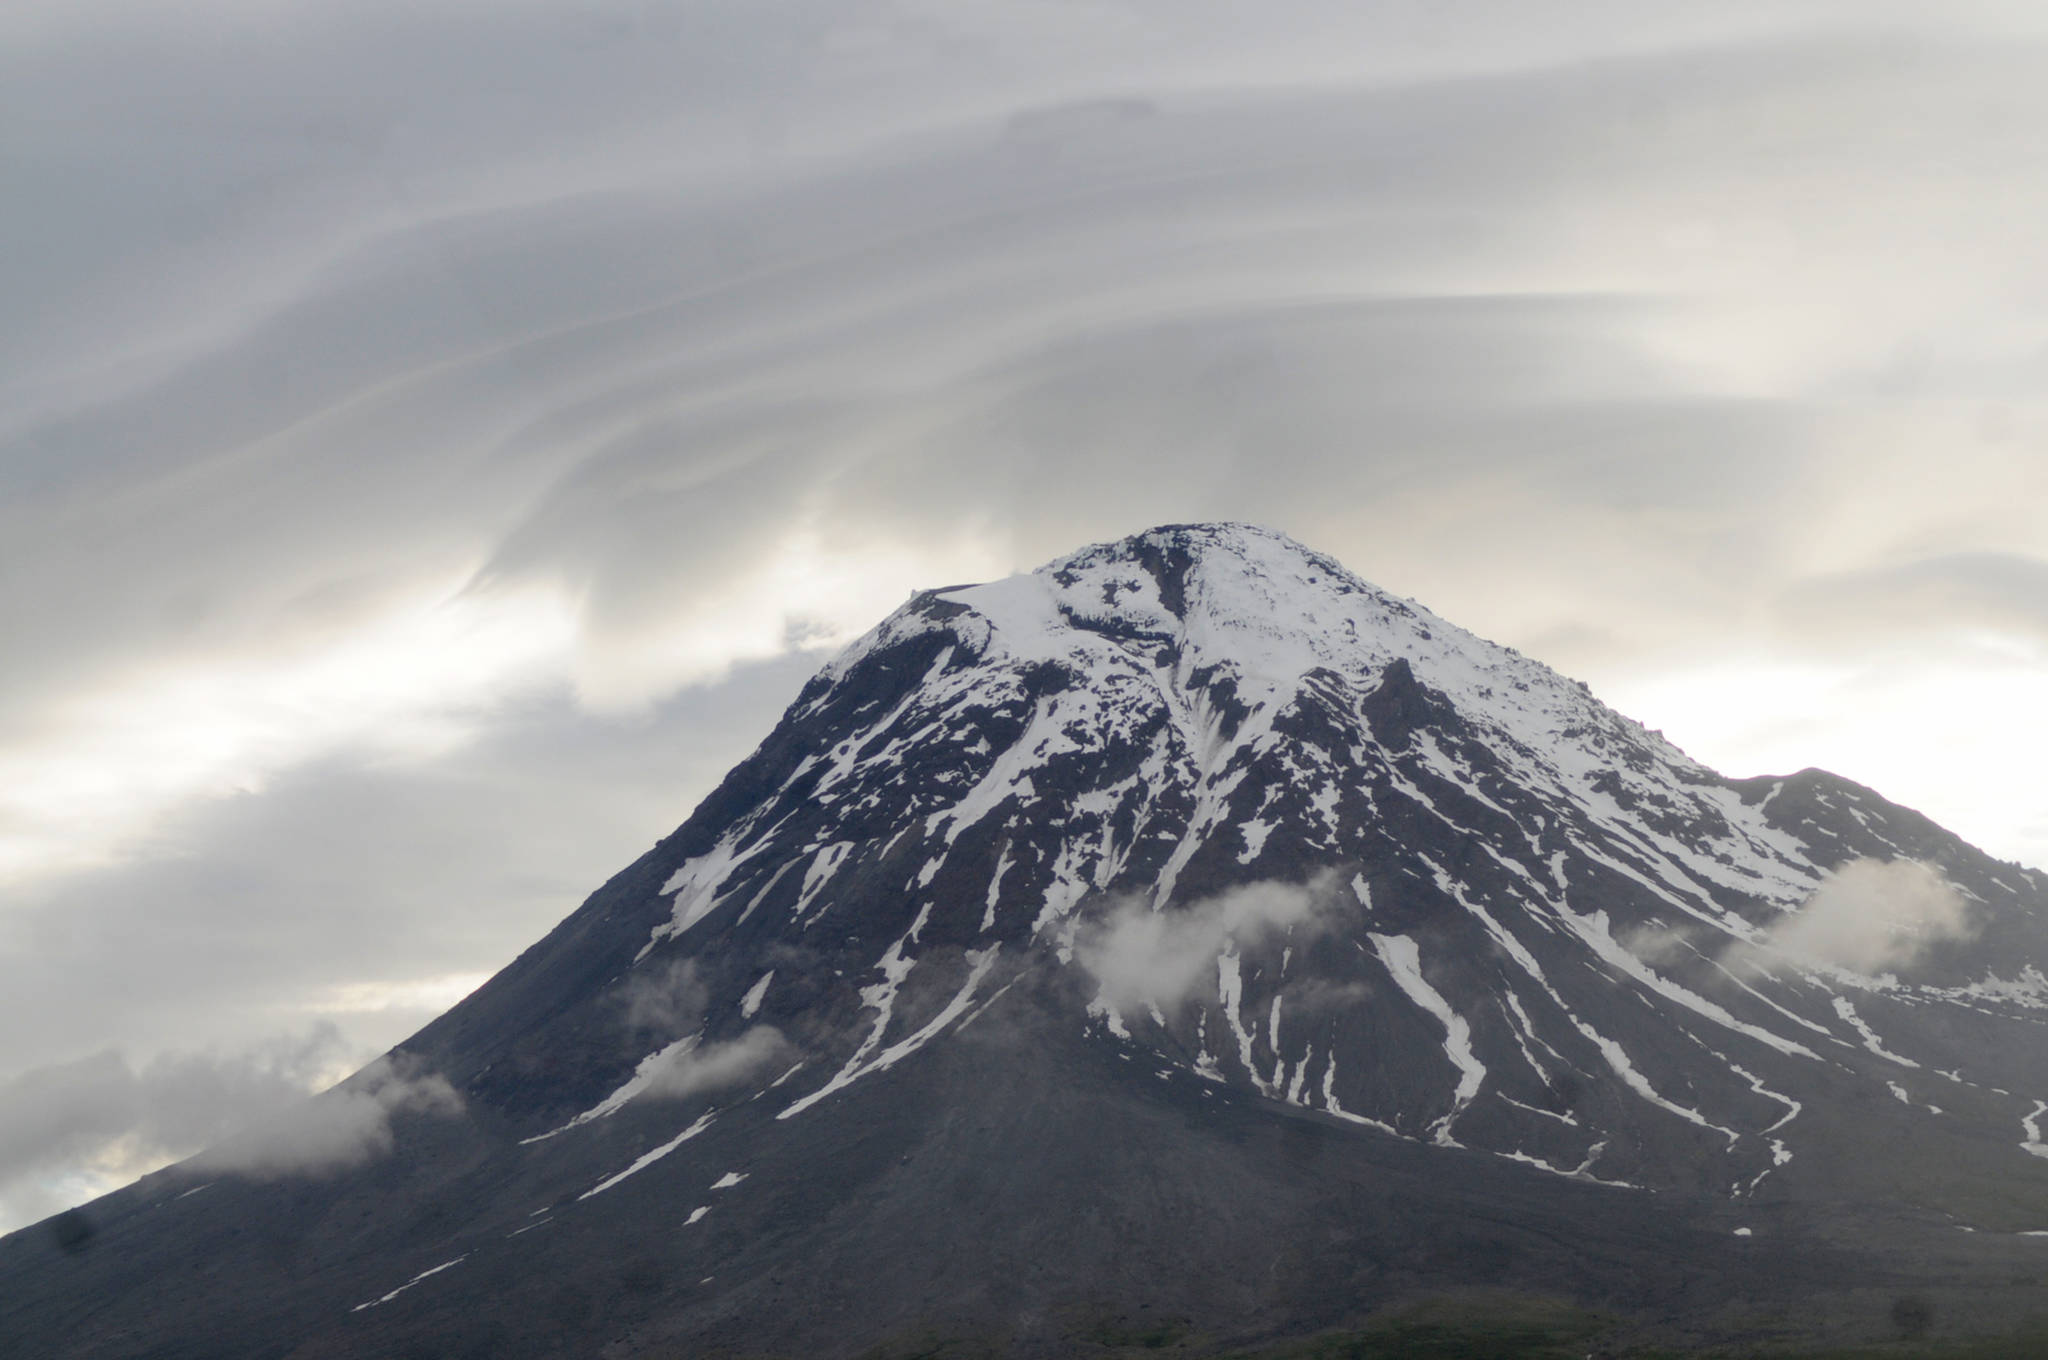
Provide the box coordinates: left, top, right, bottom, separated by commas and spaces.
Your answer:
579, 1111, 717, 1199
1368, 933, 1485, 1145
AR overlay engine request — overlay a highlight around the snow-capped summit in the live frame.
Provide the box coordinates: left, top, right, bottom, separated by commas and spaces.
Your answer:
13, 524, 2048, 1359
825, 521, 1816, 917
600, 522, 2048, 1197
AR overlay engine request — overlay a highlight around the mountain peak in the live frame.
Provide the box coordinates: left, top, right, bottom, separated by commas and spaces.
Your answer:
1053, 519, 1354, 601
19, 526, 2048, 1359
824, 523, 1697, 835
834, 520, 1441, 697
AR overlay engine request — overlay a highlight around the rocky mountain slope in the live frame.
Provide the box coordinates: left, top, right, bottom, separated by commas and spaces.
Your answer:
9, 523, 2048, 1358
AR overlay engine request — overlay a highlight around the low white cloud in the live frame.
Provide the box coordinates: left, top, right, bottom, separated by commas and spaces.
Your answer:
187, 1054, 462, 1180
640, 1026, 791, 1100
1078, 873, 1339, 1011
1735, 857, 1976, 975
1618, 921, 1701, 969
618, 959, 709, 1038
0, 1026, 361, 1233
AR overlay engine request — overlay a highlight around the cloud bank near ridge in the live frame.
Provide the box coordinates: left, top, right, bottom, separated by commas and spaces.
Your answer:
641, 1028, 794, 1102
1079, 875, 1341, 1011
188, 1056, 463, 1180
1739, 857, 1978, 976
0, 1027, 378, 1228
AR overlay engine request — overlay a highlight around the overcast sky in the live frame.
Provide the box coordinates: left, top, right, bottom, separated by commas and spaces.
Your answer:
7, 0, 2048, 1231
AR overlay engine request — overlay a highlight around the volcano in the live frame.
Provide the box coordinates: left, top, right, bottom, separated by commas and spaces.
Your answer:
10, 522, 2048, 1358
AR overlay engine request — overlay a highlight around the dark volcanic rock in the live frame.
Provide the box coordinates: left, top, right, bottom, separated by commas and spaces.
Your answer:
9, 522, 2048, 1358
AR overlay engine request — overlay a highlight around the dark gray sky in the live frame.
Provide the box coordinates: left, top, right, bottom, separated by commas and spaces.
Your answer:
6, 0, 2048, 1229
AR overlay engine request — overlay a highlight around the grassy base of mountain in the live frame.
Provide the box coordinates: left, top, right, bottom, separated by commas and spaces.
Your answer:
828, 1291, 2048, 1360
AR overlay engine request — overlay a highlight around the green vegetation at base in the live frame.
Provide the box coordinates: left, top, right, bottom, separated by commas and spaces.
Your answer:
1220, 1294, 1610, 1360
1085, 1314, 1197, 1350
851, 1332, 1006, 1360
1690, 1326, 2048, 1360
1217, 1293, 2048, 1360
744, 1294, 2048, 1360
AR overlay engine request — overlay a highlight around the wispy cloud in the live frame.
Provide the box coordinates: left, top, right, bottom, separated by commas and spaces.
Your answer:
187, 1054, 462, 1180
1078, 873, 1340, 1011
0, 579, 578, 885
0, 1027, 358, 1232
1732, 856, 1977, 976
616, 959, 710, 1038
639, 1026, 792, 1101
